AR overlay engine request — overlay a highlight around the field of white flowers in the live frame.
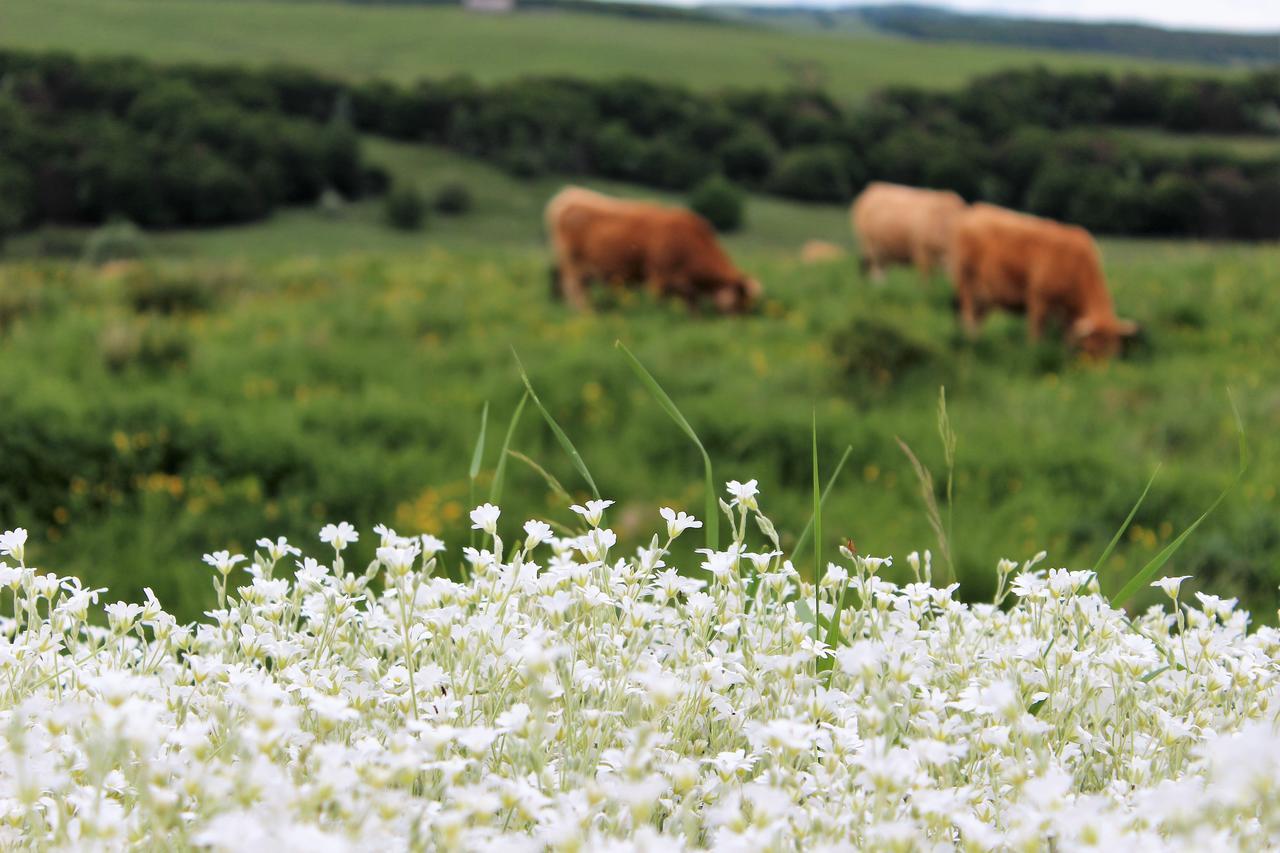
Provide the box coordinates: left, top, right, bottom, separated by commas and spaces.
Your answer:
2, 483, 1279, 850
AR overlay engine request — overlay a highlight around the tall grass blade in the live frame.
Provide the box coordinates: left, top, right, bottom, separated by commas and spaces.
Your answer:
469, 402, 489, 483
512, 349, 600, 500
468, 401, 489, 549
489, 391, 529, 505
896, 436, 953, 584
812, 411, 821, 646
1092, 464, 1162, 575
937, 387, 957, 576
506, 449, 574, 506
1110, 394, 1248, 608
615, 341, 718, 550
793, 444, 852, 558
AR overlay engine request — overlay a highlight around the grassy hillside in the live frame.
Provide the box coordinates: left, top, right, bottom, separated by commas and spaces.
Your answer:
3, 0, 1223, 99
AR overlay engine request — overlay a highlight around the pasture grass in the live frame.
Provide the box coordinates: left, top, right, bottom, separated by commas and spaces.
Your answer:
1, 218, 1276, 621
3, 0, 1225, 100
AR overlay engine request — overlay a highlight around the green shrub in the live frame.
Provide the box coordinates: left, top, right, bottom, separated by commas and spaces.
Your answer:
82, 220, 148, 266
715, 127, 777, 185
384, 185, 426, 231
688, 175, 745, 233
433, 182, 473, 216
767, 146, 851, 203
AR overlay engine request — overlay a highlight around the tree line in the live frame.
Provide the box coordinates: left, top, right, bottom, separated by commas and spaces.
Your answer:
1, 50, 1277, 242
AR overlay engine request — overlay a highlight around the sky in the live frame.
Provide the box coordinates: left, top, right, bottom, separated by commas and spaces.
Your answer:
675, 0, 1280, 33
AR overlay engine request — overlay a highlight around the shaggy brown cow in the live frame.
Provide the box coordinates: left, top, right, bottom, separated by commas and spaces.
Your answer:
545, 186, 761, 314
948, 203, 1139, 358
851, 182, 967, 280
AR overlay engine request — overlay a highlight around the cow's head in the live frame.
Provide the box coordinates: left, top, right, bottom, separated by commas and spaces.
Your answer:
1069, 316, 1140, 359
714, 276, 763, 315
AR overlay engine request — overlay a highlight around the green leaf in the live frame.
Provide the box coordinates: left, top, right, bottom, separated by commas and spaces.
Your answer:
469, 402, 489, 482
615, 341, 718, 550
1093, 463, 1161, 575
512, 350, 600, 500
489, 391, 529, 505
1139, 664, 1171, 683
1110, 393, 1248, 608
793, 597, 823, 629
793, 444, 852, 559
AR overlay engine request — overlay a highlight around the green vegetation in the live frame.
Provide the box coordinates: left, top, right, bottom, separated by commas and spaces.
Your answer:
3, 0, 1225, 99
688, 176, 746, 233
1, 0, 1277, 630
7, 50, 1273, 241
0, 139, 1275, 622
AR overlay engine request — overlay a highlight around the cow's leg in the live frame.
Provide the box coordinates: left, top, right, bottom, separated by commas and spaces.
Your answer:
558, 263, 592, 312
1026, 291, 1047, 342
955, 276, 984, 338
861, 250, 885, 282
912, 243, 935, 278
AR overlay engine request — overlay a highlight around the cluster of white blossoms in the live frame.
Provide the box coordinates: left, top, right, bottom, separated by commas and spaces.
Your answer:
2, 485, 1280, 851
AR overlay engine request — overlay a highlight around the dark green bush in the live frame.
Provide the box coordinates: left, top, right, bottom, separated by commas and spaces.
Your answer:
768, 146, 851, 202
384, 184, 427, 230
715, 127, 778, 185
433, 182, 473, 216
688, 175, 745, 233
0, 49, 1277, 240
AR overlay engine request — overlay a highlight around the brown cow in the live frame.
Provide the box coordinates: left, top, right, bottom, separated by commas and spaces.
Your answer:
948, 203, 1139, 358
851, 182, 967, 280
545, 186, 761, 314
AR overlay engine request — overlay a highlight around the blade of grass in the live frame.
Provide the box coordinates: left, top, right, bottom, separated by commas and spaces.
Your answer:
793, 444, 852, 559
897, 436, 953, 584
512, 349, 600, 500
1092, 463, 1162, 575
812, 411, 821, 647
937, 387, 957, 577
615, 341, 718, 550
506, 449, 574, 506
1111, 393, 1248, 608
489, 391, 529, 505
468, 402, 489, 550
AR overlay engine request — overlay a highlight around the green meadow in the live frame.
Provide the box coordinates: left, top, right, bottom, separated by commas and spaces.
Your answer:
4, 0, 1225, 99
2, 139, 1277, 620
1, 0, 1277, 621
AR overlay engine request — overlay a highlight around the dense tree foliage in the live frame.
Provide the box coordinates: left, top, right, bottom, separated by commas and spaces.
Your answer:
0, 52, 371, 237
1, 50, 1277, 240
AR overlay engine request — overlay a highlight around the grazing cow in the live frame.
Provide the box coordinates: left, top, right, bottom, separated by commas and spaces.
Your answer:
545, 186, 761, 314
948, 203, 1139, 358
851, 182, 967, 280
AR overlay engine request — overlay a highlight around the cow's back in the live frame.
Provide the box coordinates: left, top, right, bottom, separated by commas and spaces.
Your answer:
951, 203, 1103, 309
852, 182, 966, 262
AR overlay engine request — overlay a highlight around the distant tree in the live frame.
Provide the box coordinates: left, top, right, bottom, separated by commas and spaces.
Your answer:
688, 175, 745, 233
384, 184, 427, 230
767, 146, 850, 202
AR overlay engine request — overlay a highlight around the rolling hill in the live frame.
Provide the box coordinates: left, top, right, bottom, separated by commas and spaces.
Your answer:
3, 0, 1229, 99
